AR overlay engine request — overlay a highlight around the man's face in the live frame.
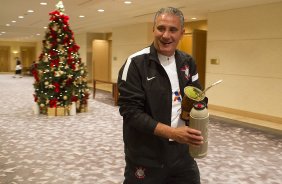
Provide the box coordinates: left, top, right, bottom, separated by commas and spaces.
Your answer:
153, 13, 184, 56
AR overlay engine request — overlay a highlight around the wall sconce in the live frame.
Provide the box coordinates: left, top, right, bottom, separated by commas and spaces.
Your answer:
210, 58, 220, 65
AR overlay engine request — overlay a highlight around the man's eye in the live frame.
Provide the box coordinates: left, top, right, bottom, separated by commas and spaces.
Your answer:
157, 27, 165, 32
170, 28, 178, 32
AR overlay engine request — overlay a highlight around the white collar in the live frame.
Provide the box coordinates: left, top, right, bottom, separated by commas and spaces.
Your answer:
158, 53, 175, 66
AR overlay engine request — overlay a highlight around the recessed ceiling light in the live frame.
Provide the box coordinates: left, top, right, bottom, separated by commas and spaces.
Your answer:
11, 20, 16, 23
36, 33, 41, 36
44, 26, 48, 29
40, 2, 47, 5
97, 9, 105, 12
27, 10, 34, 13
1, 32, 6, 34
124, 1, 132, 4
79, 15, 85, 18
6, 24, 11, 26
18, 16, 24, 19
191, 17, 197, 20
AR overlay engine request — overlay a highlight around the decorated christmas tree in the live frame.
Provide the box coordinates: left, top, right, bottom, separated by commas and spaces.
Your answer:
32, 1, 89, 115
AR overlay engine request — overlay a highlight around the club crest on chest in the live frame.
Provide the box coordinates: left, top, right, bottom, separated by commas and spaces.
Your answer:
180, 65, 190, 80
135, 167, 146, 179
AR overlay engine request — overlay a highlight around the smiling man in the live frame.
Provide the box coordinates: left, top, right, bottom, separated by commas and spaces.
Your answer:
118, 7, 203, 184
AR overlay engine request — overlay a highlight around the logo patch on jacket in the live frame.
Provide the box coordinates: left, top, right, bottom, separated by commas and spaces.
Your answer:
135, 167, 146, 179
180, 65, 190, 80
173, 90, 182, 102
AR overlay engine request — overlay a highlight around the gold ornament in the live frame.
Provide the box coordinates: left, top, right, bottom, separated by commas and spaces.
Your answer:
55, 71, 61, 77
75, 63, 79, 71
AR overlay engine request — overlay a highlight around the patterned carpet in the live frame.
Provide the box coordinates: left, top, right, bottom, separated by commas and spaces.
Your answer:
0, 74, 281, 184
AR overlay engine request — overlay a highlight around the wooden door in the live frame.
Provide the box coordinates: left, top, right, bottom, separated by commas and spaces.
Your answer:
0, 46, 10, 72
177, 34, 193, 55
177, 30, 207, 88
92, 40, 110, 81
192, 30, 207, 88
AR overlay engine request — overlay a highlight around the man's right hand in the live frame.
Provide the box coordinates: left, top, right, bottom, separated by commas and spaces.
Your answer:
154, 123, 203, 146
171, 126, 203, 146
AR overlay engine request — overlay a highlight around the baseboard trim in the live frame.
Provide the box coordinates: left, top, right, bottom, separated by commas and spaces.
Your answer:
209, 104, 282, 124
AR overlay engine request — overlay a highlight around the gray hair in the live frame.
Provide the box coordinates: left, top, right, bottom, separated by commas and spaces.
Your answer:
153, 7, 184, 28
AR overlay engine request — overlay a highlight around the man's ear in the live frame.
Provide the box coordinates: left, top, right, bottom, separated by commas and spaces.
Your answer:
179, 29, 185, 39
181, 29, 185, 35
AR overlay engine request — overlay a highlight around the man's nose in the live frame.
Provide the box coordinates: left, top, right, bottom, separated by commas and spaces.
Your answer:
162, 30, 170, 38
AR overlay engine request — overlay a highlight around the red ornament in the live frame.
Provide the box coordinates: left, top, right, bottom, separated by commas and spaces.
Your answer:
53, 82, 60, 93
71, 96, 78, 102
33, 94, 38, 102
49, 99, 58, 108
32, 70, 39, 82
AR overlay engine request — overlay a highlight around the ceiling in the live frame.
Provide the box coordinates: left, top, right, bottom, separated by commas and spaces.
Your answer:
0, 0, 281, 42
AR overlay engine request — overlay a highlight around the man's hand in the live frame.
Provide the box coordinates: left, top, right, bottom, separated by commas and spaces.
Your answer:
154, 122, 203, 146
171, 126, 203, 146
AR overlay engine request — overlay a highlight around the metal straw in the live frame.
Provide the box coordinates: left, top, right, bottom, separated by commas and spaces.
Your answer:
198, 79, 223, 97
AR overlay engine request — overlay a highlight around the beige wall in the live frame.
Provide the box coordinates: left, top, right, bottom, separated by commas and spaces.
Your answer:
75, 33, 87, 65
206, 2, 282, 118
111, 22, 153, 81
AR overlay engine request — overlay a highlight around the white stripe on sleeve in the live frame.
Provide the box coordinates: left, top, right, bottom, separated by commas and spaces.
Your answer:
121, 47, 150, 81
192, 73, 199, 82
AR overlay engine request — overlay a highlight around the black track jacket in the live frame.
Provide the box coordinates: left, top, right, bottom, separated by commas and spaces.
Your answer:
118, 44, 202, 167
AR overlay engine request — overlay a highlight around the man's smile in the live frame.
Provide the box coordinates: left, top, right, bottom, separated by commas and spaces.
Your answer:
160, 40, 173, 45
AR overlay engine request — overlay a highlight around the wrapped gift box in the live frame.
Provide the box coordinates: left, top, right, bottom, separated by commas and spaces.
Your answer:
84, 105, 88, 112
56, 107, 65, 116
46, 106, 77, 116
47, 107, 56, 116
80, 104, 88, 112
